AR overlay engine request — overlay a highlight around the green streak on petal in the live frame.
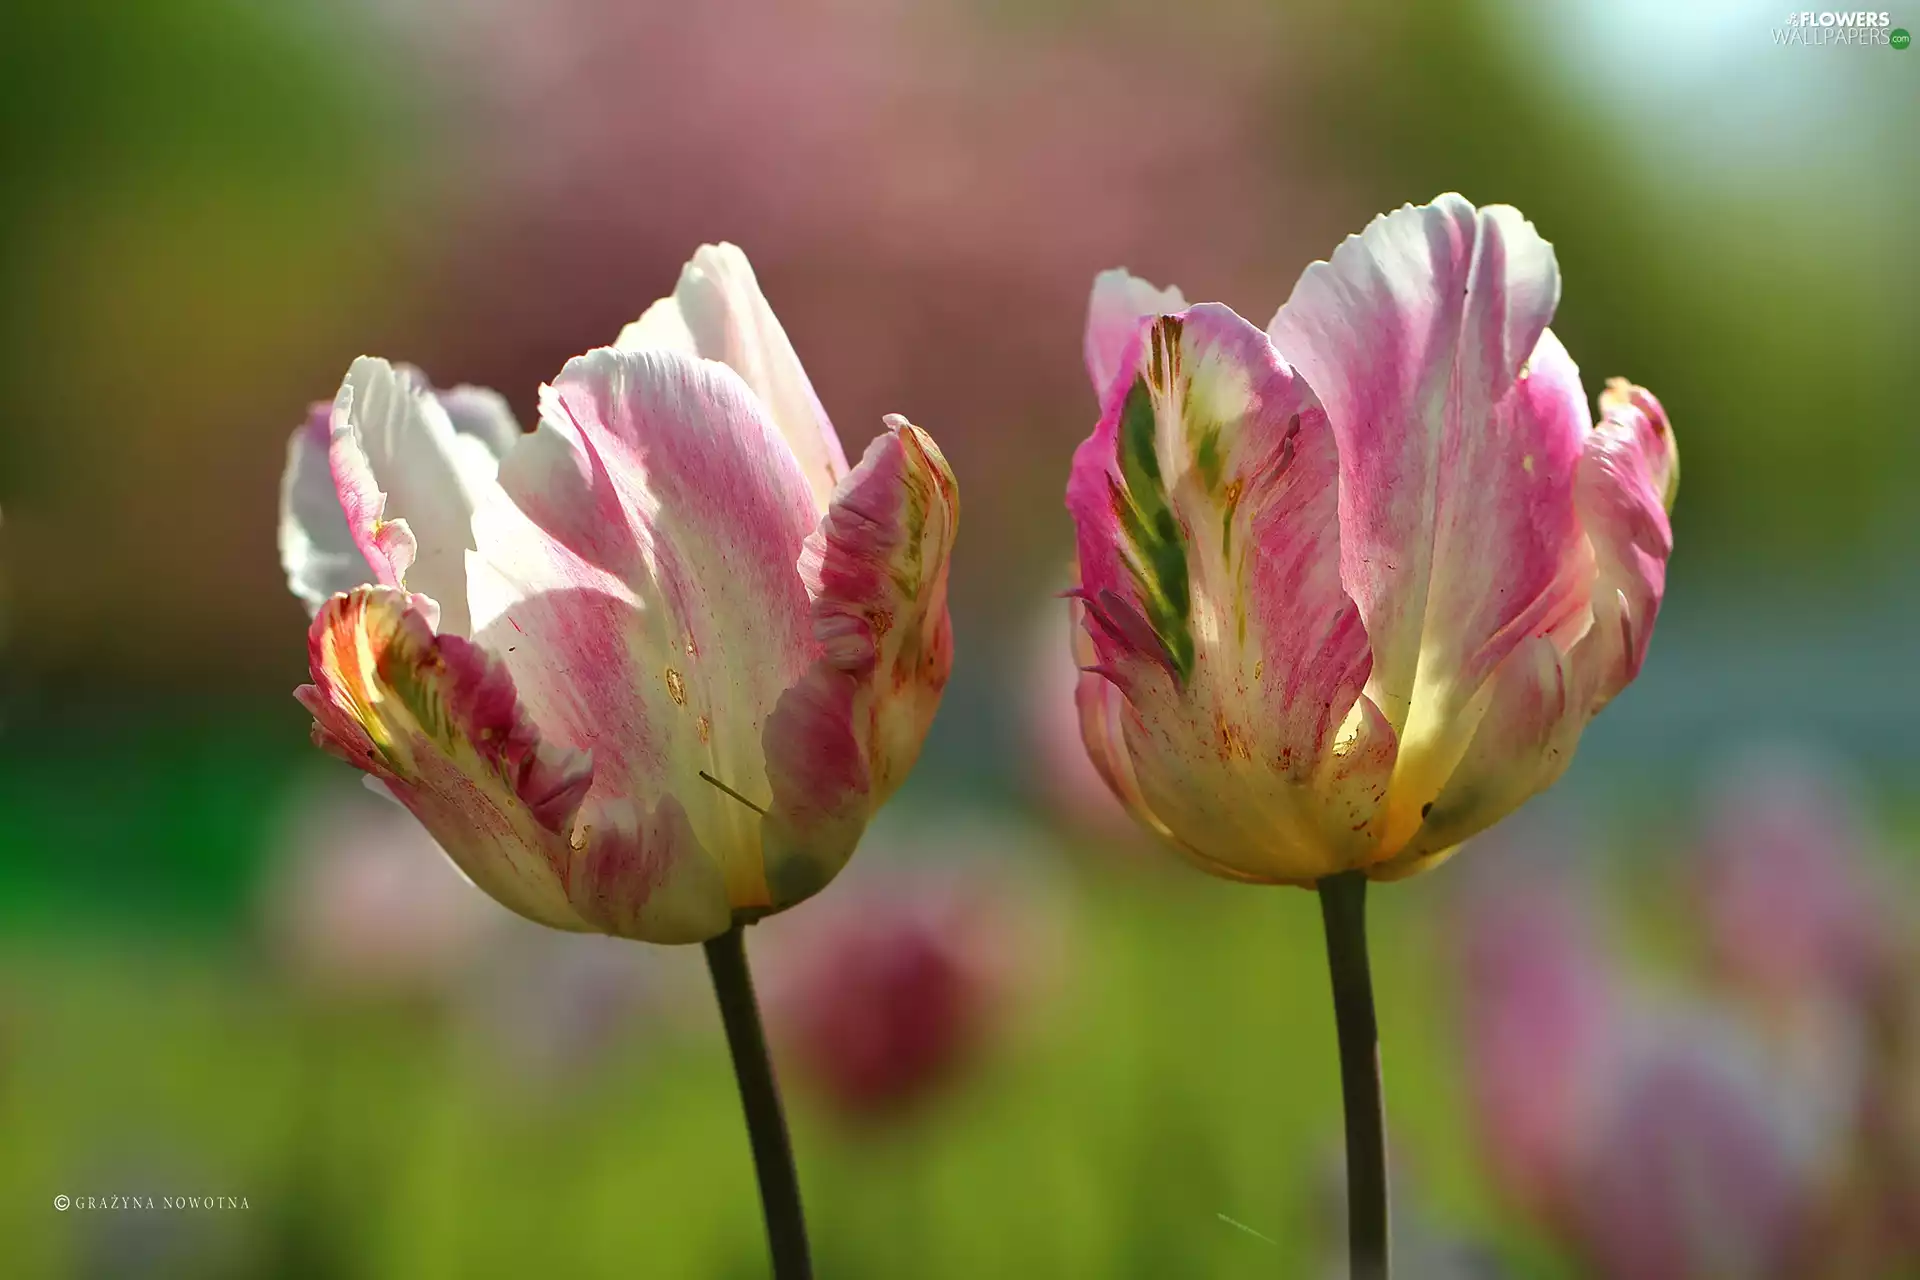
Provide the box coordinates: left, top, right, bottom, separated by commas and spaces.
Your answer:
1192, 422, 1224, 494
1113, 331, 1195, 683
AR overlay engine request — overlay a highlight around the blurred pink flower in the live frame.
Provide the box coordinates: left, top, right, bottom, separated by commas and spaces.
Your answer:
260, 780, 503, 1002
1453, 868, 1615, 1223
1454, 852, 1850, 1278
1694, 743, 1891, 1004
1569, 1015, 1825, 1280
758, 837, 1057, 1121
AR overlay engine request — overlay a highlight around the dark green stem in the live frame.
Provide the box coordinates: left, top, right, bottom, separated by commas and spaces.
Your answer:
1318, 871, 1389, 1279
704, 925, 813, 1280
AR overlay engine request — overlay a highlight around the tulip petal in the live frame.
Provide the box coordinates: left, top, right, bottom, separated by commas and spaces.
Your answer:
1267, 196, 1593, 852
280, 373, 521, 622
1371, 634, 1582, 880
297, 585, 590, 931
1381, 382, 1677, 879
1573, 381, 1677, 710
467, 346, 821, 922
617, 244, 849, 512
322, 358, 516, 636
562, 792, 733, 944
762, 417, 960, 903
1067, 304, 1392, 882
280, 402, 375, 615
1069, 599, 1168, 836
797, 417, 958, 805
1084, 268, 1188, 400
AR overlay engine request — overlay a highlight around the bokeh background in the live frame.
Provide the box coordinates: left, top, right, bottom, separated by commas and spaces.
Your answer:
2, 0, 1915, 1275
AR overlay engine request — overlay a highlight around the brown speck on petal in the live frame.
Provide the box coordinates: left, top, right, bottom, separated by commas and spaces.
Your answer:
665, 667, 687, 706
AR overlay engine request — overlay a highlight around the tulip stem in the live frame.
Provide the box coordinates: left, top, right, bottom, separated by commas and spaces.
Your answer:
704, 924, 813, 1280
1318, 870, 1389, 1279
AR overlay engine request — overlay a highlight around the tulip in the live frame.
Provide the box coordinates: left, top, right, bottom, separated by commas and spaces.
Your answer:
280, 243, 957, 945
279, 243, 958, 1279
1068, 194, 1677, 886
1065, 194, 1679, 1276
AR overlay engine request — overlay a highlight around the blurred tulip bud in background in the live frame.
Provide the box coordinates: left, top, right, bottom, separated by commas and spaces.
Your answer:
759, 821, 1063, 1122
1067, 195, 1679, 886
1451, 860, 1614, 1228
1568, 1015, 1826, 1280
1452, 829, 1868, 1278
281, 244, 957, 944
1686, 745, 1920, 1273
259, 778, 502, 1004
1693, 742, 1891, 1006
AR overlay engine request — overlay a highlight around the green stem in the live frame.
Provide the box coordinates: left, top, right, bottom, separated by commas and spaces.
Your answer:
704, 925, 814, 1280
1318, 871, 1389, 1279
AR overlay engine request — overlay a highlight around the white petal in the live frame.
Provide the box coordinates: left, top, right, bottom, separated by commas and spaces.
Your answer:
279, 404, 374, 615
328, 357, 514, 637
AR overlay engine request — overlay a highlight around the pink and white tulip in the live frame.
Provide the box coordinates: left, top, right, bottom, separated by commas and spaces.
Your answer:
279, 245, 958, 944
1066, 194, 1678, 883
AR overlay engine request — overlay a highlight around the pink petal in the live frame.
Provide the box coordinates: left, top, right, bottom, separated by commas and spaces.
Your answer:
1065, 304, 1393, 882
617, 243, 849, 512
762, 416, 960, 906
297, 585, 591, 931
1378, 376, 1677, 878
561, 792, 732, 944
467, 346, 821, 919
1069, 597, 1171, 838
1267, 196, 1593, 853
1571, 379, 1677, 712
1083, 268, 1188, 400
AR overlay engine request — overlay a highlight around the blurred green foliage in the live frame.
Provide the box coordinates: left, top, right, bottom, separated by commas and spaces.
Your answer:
1, 821, 1543, 1279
